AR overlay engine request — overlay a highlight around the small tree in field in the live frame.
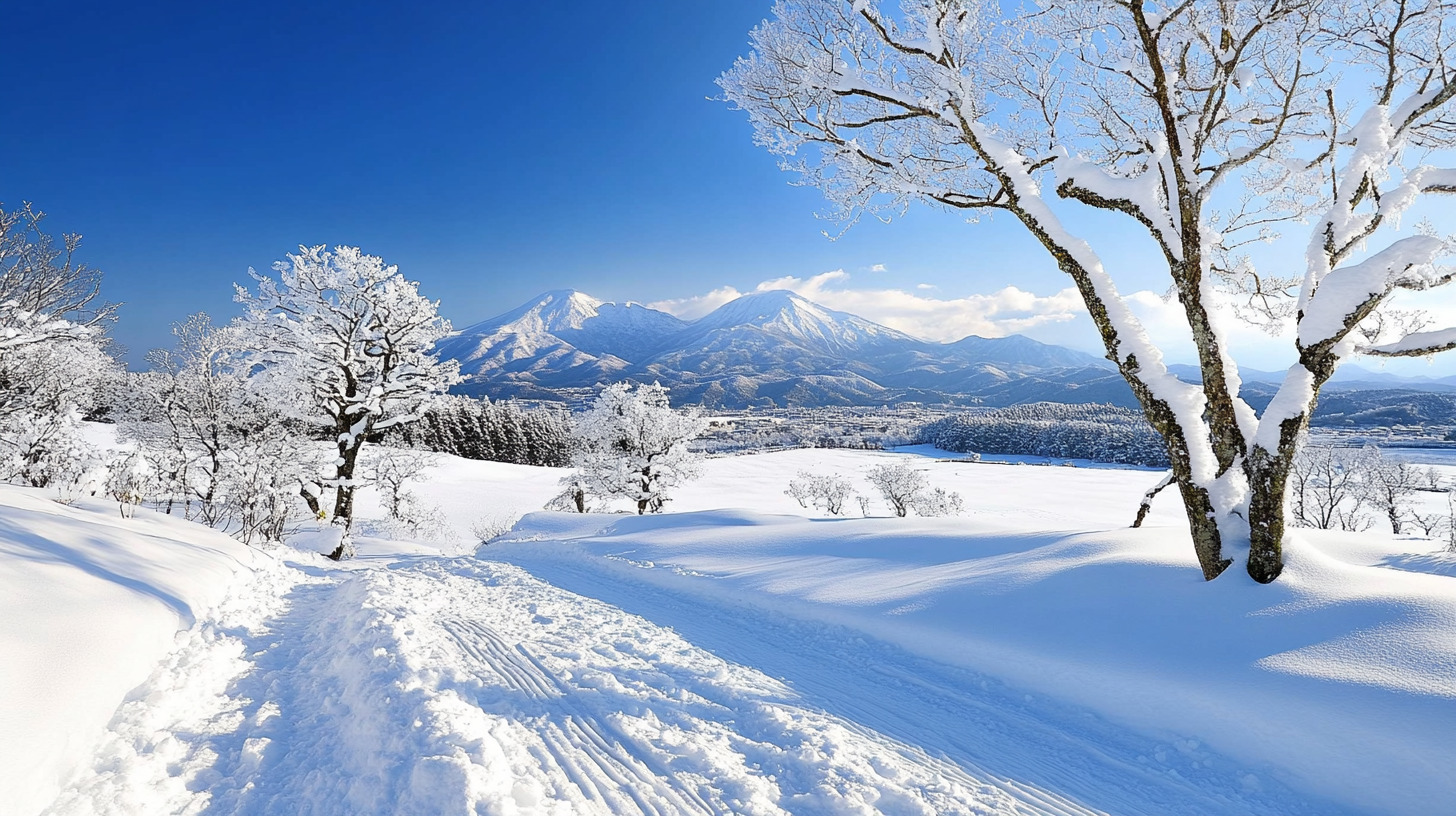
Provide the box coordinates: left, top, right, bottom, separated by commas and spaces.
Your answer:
235, 246, 459, 559
786, 471, 858, 514
572, 382, 705, 514
865, 463, 928, 517
724, 0, 1456, 583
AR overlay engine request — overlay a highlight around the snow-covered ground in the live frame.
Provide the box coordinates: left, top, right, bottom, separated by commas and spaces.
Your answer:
0, 486, 263, 816
6, 442, 1456, 814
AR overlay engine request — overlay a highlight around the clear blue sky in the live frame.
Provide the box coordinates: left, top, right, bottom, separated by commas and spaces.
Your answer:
7, 1, 1451, 377
0, 1, 1110, 364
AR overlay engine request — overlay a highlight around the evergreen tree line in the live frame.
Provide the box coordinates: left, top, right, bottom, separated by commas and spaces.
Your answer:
384, 395, 572, 467
918, 403, 1169, 467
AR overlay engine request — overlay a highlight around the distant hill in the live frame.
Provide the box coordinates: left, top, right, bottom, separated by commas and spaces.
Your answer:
443, 289, 1109, 408
439, 289, 1456, 424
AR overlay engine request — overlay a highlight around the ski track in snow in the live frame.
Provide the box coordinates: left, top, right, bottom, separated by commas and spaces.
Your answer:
41, 546, 1352, 816
47, 553, 1065, 816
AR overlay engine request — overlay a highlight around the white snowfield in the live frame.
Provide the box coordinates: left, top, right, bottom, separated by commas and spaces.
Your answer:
4, 446, 1456, 815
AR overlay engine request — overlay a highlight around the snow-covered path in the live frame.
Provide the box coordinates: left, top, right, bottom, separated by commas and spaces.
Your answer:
46, 553, 1121, 816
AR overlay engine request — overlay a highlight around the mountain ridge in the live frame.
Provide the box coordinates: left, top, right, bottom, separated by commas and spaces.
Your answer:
441, 288, 1112, 407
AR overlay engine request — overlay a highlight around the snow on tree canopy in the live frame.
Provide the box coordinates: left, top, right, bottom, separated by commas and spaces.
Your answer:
234, 245, 460, 557
570, 382, 706, 515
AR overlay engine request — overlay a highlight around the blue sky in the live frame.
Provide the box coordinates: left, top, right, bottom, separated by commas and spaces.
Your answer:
4, 1, 1455, 376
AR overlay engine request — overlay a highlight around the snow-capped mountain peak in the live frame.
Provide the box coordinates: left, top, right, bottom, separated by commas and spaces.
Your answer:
440, 287, 1107, 406
688, 288, 921, 354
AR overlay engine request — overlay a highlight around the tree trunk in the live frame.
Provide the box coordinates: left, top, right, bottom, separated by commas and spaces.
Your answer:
1245, 354, 1335, 584
1246, 445, 1293, 584
328, 432, 363, 561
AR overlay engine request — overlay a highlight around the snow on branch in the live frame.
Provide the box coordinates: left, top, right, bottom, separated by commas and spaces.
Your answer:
1363, 326, 1456, 358
1299, 235, 1449, 349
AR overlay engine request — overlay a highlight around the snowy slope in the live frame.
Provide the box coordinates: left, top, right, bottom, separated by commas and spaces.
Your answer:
481, 448, 1456, 816
18, 446, 1456, 815
0, 485, 262, 816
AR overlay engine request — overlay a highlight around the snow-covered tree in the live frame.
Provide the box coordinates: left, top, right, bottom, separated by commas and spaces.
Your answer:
723, 0, 1456, 582
865, 463, 929, 517
786, 471, 858, 514
116, 314, 323, 544
571, 382, 705, 514
547, 472, 592, 513
912, 486, 964, 517
1289, 445, 1375, 532
0, 202, 121, 489
1362, 447, 1438, 535
0, 201, 114, 352
235, 246, 459, 558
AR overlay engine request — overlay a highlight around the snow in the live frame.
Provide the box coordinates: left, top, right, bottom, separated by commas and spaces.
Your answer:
0, 485, 262, 816
7, 444, 1456, 815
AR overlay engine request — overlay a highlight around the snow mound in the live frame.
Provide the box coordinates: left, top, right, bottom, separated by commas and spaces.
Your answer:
0, 485, 262, 816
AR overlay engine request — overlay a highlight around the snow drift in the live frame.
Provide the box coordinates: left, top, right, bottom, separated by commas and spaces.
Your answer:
0, 485, 261, 816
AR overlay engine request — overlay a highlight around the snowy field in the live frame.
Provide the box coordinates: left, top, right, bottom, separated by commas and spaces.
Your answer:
5, 437, 1456, 815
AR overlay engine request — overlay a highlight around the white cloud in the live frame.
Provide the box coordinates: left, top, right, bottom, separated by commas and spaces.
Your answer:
650, 270, 1086, 343
869, 263, 887, 272
651, 267, 1456, 375
647, 285, 745, 321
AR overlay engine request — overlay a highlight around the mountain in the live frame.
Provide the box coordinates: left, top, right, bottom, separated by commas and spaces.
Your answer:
443, 289, 1110, 407
436, 290, 688, 396
440, 288, 1456, 420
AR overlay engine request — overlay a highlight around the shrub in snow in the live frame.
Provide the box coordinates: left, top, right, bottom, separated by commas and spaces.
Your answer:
570, 382, 705, 515
1, 407, 101, 492
865, 464, 929, 518
912, 487, 964, 518
105, 448, 155, 519
785, 471, 857, 515
235, 246, 460, 559
470, 513, 518, 545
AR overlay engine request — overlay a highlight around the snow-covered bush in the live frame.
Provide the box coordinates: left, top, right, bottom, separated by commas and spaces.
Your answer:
865, 464, 929, 518
0, 407, 101, 491
570, 382, 705, 515
912, 487, 964, 518
105, 448, 155, 519
785, 471, 857, 515
470, 513, 518, 545
864, 463, 962, 518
